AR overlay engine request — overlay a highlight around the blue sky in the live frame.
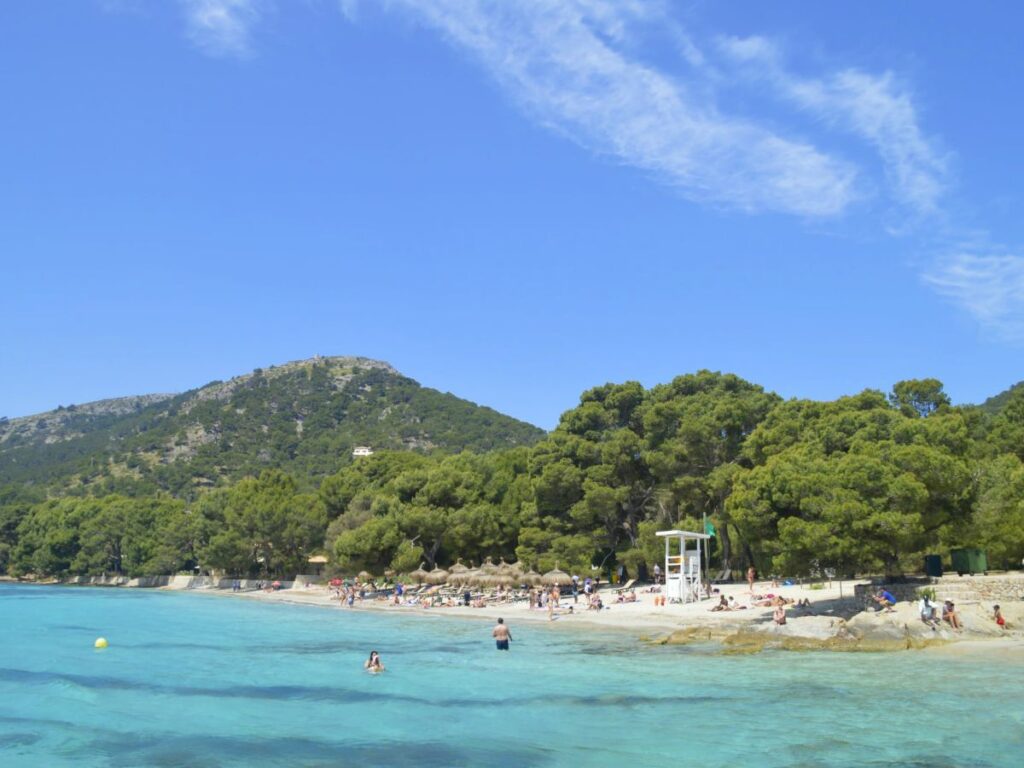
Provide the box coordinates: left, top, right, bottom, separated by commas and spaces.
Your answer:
2, 1, 1022, 429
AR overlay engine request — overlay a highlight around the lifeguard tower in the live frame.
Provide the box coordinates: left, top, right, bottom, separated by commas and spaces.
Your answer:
656, 529, 711, 603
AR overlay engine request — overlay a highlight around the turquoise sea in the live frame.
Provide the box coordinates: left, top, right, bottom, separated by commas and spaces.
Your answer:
2, 584, 1022, 767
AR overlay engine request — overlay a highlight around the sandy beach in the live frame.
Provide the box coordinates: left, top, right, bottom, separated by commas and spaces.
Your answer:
170, 578, 1024, 654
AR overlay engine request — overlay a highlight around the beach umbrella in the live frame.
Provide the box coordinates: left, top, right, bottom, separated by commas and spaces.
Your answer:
521, 569, 542, 586
542, 566, 572, 586
357, 570, 372, 582
426, 566, 450, 585
410, 563, 430, 584
480, 557, 498, 575
463, 568, 485, 587
329, 578, 343, 587
449, 559, 469, 575
489, 573, 515, 588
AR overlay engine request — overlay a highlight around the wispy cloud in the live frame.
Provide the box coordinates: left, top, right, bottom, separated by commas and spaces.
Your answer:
925, 253, 1024, 340
161, 0, 1019, 340
180, 0, 262, 58
384, 0, 859, 217
717, 35, 948, 216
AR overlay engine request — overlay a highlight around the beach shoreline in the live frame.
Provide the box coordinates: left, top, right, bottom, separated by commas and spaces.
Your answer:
15, 575, 1022, 655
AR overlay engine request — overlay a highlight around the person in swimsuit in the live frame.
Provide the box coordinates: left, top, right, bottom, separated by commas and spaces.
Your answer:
994, 605, 1007, 629
773, 604, 787, 625
364, 650, 385, 673
493, 618, 512, 650
746, 566, 756, 593
942, 601, 962, 630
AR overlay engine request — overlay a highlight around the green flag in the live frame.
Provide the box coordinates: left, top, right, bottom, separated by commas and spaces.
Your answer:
704, 520, 717, 537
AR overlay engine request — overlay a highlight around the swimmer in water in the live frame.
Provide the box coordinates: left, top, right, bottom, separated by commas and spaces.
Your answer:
364, 650, 385, 673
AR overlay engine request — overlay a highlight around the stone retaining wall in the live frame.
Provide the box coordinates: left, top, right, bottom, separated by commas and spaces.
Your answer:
854, 574, 1024, 606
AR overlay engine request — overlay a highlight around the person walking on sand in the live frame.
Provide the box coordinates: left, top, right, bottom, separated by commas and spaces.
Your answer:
746, 566, 756, 593
493, 618, 512, 650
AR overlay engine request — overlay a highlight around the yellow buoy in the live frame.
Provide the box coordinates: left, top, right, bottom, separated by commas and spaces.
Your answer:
94, 637, 108, 649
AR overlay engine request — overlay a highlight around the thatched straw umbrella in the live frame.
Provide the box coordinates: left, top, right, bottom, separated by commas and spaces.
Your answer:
479, 557, 497, 575
449, 559, 469, 575
409, 563, 430, 584
463, 568, 485, 588
492, 572, 516, 588
542, 566, 573, 586
521, 569, 542, 586
426, 565, 449, 585
357, 570, 372, 582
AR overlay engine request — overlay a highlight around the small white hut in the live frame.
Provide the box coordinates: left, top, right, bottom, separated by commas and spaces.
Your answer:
656, 529, 711, 603
352, 446, 374, 458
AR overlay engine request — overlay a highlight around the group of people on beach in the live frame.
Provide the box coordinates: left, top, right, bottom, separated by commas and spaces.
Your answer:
871, 589, 1010, 632
708, 591, 812, 625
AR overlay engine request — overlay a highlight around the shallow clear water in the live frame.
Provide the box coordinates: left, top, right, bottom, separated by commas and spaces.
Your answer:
2, 584, 1022, 767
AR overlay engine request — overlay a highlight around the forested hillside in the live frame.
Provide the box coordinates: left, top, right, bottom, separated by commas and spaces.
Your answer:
3, 371, 1023, 582
0, 356, 544, 497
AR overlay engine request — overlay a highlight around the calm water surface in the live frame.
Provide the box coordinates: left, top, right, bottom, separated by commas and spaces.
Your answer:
2, 583, 1022, 767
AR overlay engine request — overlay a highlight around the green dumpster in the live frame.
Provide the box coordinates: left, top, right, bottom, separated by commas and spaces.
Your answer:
923, 554, 943, 577
950, 548, 987, 576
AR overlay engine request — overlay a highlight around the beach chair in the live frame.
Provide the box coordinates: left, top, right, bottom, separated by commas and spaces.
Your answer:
615, 579, 637, 594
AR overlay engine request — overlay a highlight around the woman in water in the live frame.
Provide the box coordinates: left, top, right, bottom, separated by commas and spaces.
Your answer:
364, 650, 385, 673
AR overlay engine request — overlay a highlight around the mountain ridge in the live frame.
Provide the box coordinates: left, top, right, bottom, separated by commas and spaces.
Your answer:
0, 356, 544, 496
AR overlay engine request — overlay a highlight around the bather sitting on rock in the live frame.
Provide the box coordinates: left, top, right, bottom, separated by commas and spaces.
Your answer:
919, 596, 938, 629
872, 589, 897, 613
942, 600, 962, 631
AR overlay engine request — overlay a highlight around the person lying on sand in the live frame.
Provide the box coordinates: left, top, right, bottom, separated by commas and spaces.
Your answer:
727, 596, 746, 610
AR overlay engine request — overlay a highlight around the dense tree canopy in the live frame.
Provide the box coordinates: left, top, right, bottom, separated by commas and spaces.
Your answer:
3, 372, 1022, 580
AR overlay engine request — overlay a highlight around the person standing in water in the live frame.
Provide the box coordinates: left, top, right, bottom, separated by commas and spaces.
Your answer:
492, 618, 512, 650
364, 650, 385, 673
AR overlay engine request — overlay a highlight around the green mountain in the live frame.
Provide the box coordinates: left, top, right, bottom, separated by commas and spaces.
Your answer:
977, 381, 1024, 415
0, 356, 544, 497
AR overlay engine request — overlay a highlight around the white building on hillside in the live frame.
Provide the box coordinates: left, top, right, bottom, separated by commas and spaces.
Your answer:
352, 446, 374, 458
